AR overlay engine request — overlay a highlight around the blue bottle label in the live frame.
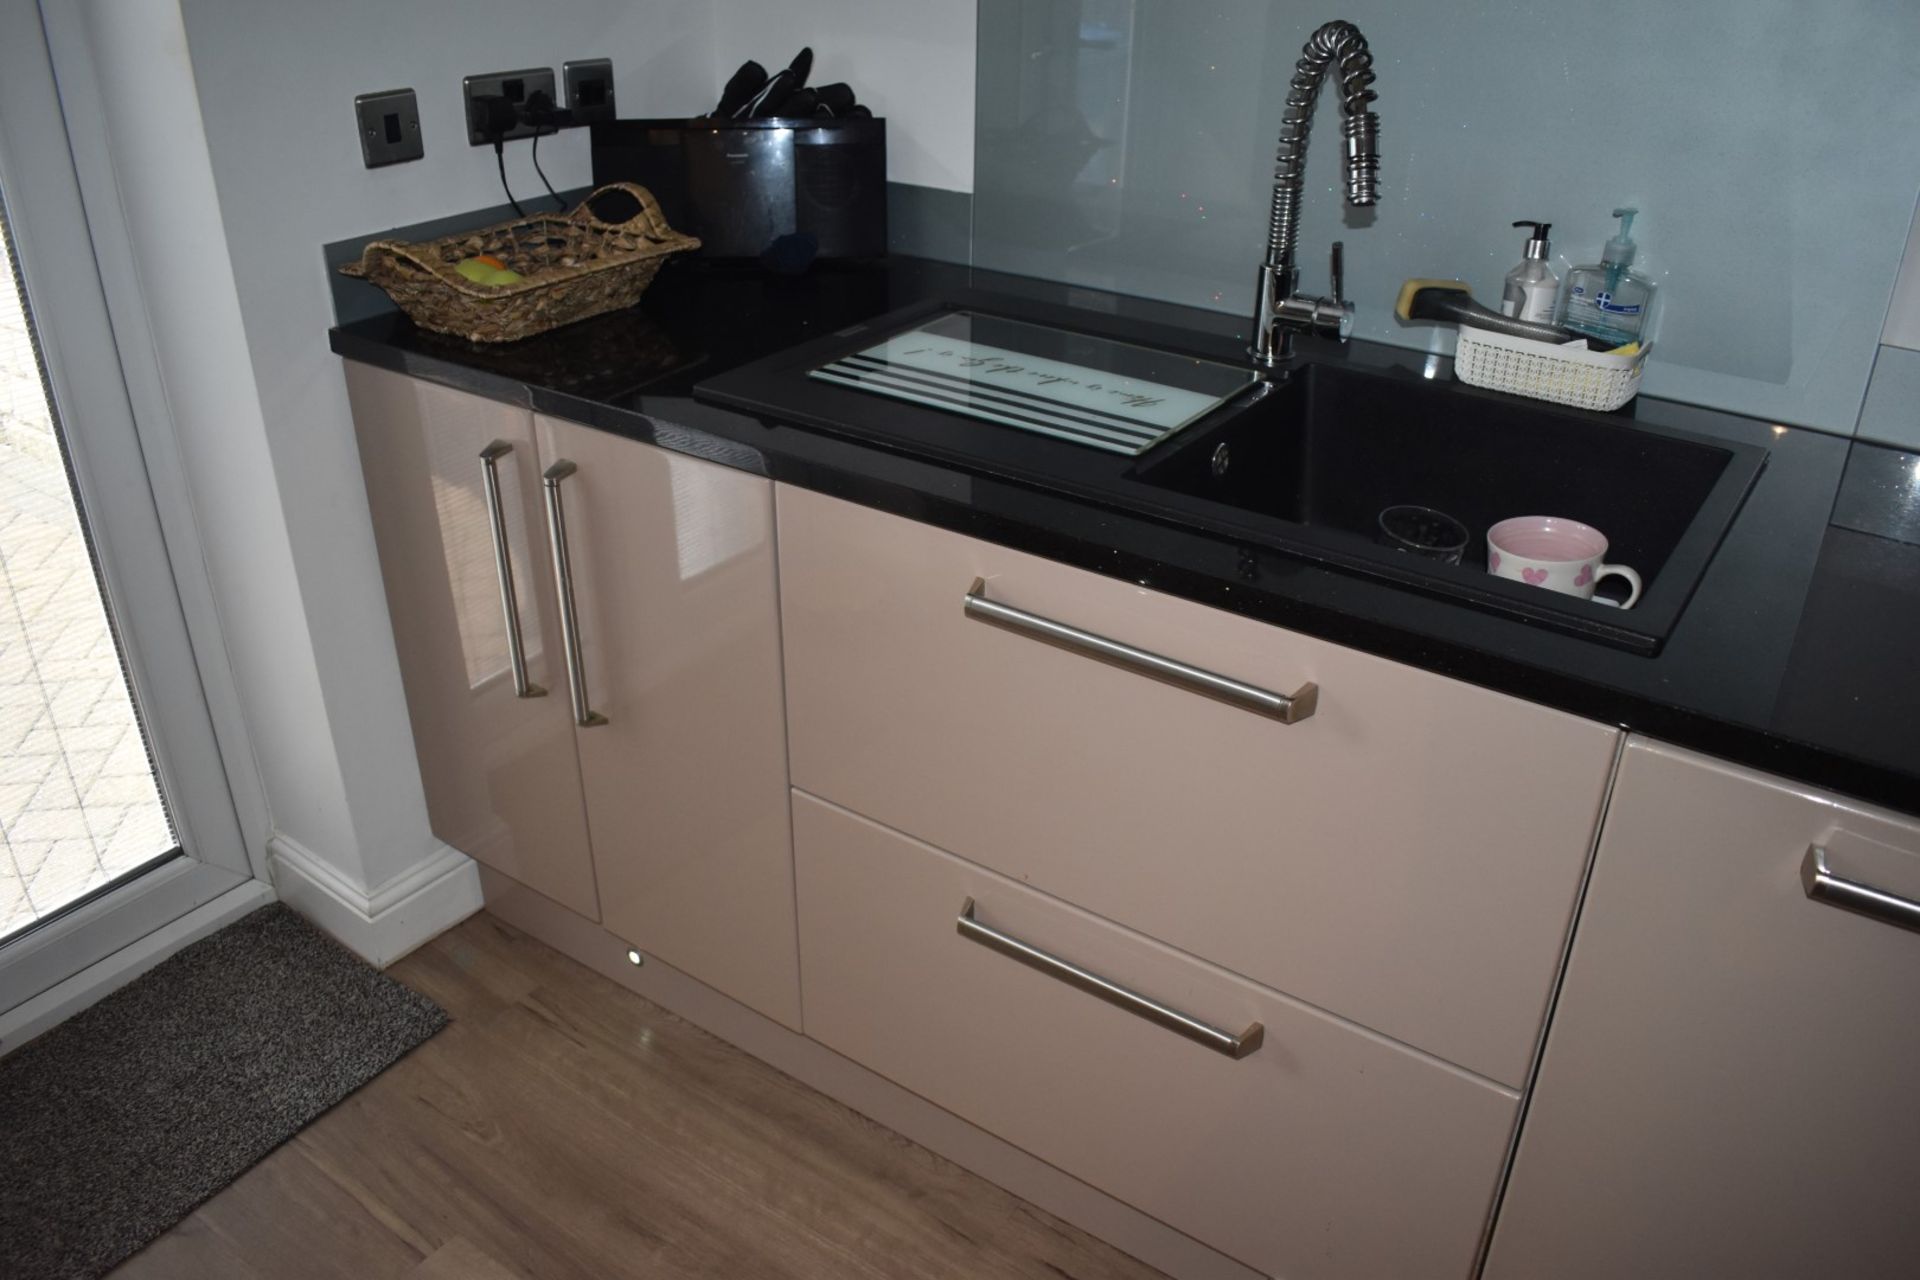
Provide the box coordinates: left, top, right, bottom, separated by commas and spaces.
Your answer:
1568, 284, 1642, 316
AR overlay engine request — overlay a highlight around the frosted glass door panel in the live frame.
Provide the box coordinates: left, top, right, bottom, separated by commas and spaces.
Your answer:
973, 0, 1920, 434
1, 192, 175, 939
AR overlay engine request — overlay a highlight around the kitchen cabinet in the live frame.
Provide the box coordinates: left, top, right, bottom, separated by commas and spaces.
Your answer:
533, 414, 799, 1029
792, 789, 1519, 1280
776, 482, 1620, 1086
348, 358, 1920, 1280
1484, 738, 1920, 1280
347, 364, 599, 919
347, 366, 799, 1027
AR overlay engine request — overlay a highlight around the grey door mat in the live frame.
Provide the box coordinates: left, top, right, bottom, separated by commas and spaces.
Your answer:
0, 903, 447, 1278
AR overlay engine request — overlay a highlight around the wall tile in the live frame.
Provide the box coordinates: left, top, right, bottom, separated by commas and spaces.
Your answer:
1856, 344, 1920, 450
1883, 202, 1920, 352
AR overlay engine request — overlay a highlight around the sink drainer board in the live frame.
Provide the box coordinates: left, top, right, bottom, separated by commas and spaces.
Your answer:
696, 293, 1769, 655
809, 311, 1257, 457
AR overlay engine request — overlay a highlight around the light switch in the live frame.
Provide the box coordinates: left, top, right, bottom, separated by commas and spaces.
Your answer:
354, 89, 423, 168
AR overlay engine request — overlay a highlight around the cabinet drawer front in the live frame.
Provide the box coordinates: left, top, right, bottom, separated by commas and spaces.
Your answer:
776, 485, 1619, 1084
1486, 740, 1920, 1280
347, 364, 598, 919
793, 791, 1518, 1280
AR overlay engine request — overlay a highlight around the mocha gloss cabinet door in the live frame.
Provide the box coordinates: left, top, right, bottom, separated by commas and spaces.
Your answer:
345, 364, 599, 919
533, 415, 801, 1029
1485, 739, 1920, 1280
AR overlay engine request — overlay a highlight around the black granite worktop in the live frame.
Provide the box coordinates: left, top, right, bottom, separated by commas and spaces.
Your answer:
331, 256, 1920, 816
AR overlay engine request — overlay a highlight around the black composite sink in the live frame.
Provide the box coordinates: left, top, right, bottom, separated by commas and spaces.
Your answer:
1120, 361, 1767, 652
697, 294, 1769, 655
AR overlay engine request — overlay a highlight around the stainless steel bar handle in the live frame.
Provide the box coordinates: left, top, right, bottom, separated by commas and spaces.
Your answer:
479, 442, 545, 699
1801, 845, 1920, 935
540, 459, 608, 728
962, 578, 1317, 723
957, 898, 1264, 1060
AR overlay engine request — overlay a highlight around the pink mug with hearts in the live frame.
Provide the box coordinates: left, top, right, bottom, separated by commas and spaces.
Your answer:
1487, 516, 1642, 609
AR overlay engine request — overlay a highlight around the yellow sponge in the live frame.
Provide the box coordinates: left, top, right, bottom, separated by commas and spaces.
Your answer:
1394, 278, 1471, 322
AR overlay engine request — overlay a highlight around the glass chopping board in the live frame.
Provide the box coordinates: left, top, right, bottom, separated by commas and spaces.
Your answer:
809, 311, 1255, 456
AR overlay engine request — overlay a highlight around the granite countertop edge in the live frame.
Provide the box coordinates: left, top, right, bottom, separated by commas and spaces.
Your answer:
327, 259, 1920, 819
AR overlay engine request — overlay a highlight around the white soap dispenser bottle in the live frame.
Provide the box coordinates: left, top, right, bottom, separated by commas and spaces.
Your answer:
1501, 220, 1560, 324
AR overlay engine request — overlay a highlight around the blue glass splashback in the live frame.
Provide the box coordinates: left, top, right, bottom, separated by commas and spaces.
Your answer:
972, 0, 1920, 434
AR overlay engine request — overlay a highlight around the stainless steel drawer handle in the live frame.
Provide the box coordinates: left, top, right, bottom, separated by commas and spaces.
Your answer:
962, 578, 1317, 723
541, 459, 608, 728
957, 897, 1265, 1060
1801, 845, 1920, 935
478, 442, 545, 699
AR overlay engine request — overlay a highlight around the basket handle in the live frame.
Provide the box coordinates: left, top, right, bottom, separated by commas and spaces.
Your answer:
337, 236, 456, 284
568, 183, 677, 237
341, 235, 499, 295
338, 238, 433, 279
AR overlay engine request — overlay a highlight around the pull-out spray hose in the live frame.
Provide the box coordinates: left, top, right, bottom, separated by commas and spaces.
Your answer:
1250, 20, 1380, 366
1264, 19, 1379, 276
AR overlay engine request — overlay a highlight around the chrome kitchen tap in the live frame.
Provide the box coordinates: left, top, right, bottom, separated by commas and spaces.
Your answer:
1249, 20, 1380, 367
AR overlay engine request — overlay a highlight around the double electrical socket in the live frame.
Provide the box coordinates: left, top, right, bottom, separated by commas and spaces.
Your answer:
461, 61, 616, 146
462, 67, 557, 146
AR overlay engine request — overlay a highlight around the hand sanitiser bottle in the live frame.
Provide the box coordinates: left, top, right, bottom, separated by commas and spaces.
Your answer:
1500, 220, 1559, 323
1558, 207, 1657, 346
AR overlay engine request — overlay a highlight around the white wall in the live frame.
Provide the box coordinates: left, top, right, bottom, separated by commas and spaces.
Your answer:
134, 0, 974, 956
68, 0, 348, 876
166, 0, 719, 924
103, 0, 971, 952
711, 0, 977, 191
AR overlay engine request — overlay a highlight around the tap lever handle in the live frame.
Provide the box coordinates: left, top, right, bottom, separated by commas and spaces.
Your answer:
1330, 241, 1345, 305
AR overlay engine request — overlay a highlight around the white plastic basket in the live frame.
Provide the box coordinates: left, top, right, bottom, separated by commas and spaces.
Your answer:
1454, 327, 1650, 412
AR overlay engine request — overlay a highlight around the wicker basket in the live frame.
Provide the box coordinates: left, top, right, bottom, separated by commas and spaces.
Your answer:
1455, 327, 1650, 412
339, 183, 700, 343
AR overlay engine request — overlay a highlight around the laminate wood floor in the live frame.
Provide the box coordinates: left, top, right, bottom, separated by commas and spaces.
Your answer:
108, 912, 1169, 1280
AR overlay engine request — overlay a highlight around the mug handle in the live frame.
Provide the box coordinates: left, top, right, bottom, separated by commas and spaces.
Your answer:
1597, 563, 1642, 609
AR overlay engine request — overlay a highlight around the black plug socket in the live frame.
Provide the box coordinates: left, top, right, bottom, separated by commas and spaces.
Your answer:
519, 89, 575, 130
470, 94, 520, 143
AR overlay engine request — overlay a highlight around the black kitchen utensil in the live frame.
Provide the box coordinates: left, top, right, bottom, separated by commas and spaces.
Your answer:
772, 87, 820, 117
814, 82, 856, 117
714, 60, 767, 117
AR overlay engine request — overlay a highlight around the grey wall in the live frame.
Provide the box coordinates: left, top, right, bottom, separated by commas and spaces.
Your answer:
971, 0, 1920, 437
1860, 210, 1920, 450
711, 0, 977, 192
169, 0, 977, 902
175, 0, 720, 895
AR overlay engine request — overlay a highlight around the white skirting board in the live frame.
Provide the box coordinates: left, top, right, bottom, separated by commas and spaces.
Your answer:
0, 880, 275, 1056
478, 866, 1264, 1280
270, 834, 482, 968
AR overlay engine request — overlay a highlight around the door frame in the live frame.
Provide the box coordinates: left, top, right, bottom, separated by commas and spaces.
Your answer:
0, 0, 269, 1041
